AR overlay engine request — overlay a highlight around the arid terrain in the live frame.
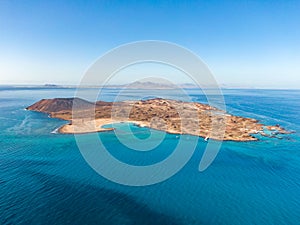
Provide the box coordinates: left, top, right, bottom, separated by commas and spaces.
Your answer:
26, 98, 290, 141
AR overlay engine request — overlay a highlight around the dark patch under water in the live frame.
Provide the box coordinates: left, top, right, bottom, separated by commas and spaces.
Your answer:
0, 172, 183, 225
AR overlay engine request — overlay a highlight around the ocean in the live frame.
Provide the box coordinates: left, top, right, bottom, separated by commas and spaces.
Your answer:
0, 87, 300, 225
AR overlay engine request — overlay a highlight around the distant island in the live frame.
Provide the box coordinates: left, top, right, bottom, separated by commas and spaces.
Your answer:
26, 98, 290, 141
105, 81, 200, 89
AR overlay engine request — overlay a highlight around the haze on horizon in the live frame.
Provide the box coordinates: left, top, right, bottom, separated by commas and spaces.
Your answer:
0, 0, 300, 88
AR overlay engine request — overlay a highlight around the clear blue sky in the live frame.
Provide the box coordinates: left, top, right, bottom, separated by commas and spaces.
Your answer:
0, 0, 300, 88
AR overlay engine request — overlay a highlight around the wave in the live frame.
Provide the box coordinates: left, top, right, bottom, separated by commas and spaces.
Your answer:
51, 127, 60, 134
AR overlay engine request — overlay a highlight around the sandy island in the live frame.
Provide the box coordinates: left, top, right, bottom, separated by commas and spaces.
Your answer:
26, 98, 291, 141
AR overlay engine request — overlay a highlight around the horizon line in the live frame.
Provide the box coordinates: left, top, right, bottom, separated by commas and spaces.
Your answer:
0, 83, 300, 90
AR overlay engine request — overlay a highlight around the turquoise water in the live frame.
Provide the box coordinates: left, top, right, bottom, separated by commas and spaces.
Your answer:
1, 87, 300, 224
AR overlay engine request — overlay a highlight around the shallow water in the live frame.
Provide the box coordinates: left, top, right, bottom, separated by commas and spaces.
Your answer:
0, 87, 300, 224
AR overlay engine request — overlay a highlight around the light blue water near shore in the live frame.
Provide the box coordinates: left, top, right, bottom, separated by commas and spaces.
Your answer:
1, 87, 300, 224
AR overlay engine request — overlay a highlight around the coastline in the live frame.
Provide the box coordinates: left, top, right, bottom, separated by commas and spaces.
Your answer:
56, 118, 280, 142
57, 119, 152, 134
27, 97, 291, 142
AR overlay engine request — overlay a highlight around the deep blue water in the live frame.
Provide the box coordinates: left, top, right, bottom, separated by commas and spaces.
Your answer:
1, 87, 300, 225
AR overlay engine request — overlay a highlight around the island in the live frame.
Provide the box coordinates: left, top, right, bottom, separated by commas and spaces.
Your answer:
26, 98, 290, 141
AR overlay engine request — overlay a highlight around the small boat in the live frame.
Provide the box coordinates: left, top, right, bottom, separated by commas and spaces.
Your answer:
204, 136, 209, 141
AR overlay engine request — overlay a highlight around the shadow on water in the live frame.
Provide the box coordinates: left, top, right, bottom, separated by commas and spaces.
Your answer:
2, 172, 185, 225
